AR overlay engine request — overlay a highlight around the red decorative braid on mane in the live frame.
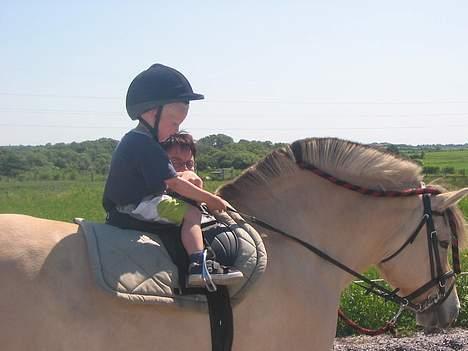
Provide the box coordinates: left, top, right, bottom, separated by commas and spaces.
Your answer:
297, 162, 441, 197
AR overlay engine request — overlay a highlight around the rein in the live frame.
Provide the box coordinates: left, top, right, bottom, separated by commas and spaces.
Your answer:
296, 162, 461, 275
228, 204, 454, 313
226, 160, 461, 334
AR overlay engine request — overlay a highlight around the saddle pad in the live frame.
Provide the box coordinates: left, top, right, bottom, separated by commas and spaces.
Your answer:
78, 211, 267, 310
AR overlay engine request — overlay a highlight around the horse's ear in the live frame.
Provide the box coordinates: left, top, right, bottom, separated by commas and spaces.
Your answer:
432, 188, 468, 212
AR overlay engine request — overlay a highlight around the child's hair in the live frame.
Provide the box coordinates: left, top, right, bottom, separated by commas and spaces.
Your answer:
161, 132, 197, 158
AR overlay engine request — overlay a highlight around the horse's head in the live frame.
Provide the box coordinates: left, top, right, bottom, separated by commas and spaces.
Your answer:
377, 188, 468, 332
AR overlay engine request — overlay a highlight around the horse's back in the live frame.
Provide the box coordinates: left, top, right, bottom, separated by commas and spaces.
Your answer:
0, 214, 211, 351
0, 214, 96, 350
0, 214, 78, 272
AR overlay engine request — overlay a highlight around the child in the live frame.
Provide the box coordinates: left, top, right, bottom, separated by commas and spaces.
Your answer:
131, 133, 200, 225
162, 132, 197, 173
103, 64, 242, 288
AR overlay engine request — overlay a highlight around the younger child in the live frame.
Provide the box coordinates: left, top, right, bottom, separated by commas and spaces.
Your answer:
131, 132, 200, 226
103, 64, 242, 288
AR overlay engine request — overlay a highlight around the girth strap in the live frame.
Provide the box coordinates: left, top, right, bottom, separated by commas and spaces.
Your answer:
207, 287, 233, 351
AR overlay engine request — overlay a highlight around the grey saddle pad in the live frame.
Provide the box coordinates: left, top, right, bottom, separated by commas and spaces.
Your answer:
78, 211, 267, 311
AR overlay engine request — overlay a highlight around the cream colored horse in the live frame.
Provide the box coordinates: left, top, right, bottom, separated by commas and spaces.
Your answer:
0, 138, 467, 351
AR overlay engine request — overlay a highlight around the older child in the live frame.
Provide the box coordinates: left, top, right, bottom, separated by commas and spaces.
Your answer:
103, 64, 242, 288
162, 132, 197, 172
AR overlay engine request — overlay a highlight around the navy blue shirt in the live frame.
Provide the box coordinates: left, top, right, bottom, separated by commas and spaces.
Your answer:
103, 125, 177, 212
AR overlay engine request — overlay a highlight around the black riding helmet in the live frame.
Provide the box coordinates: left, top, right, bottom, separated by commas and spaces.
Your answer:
126, 63, 204, 140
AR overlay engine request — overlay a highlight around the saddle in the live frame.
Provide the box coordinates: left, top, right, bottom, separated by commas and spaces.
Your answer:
76, 210, 267, 311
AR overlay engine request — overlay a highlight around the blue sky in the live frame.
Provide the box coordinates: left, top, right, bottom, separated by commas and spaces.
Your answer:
1, 0, 468, 146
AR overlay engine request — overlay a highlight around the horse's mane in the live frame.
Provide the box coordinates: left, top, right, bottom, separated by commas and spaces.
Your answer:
218, 137, 467, 247
220, 137, 422, 196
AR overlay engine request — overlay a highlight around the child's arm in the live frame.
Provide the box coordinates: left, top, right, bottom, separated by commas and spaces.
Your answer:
177, 170, 203, 189
165, 176, 227, 211
166, 171, 203, 193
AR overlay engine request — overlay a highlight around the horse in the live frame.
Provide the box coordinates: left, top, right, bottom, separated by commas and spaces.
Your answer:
0, 137, 466, 351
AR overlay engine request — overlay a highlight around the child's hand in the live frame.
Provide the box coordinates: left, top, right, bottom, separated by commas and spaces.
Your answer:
178, 171, 203, 189
205, 194, 229, 212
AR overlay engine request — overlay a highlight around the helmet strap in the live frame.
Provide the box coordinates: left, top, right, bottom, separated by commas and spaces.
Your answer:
154, 105, 164, 142
138, 106, 164, 142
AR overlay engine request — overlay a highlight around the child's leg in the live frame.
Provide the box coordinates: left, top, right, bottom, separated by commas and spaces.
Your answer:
182, 204, 244, 288
180, 205, 203, 255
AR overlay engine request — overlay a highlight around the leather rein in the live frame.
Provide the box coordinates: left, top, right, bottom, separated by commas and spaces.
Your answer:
227, 162, 461, 315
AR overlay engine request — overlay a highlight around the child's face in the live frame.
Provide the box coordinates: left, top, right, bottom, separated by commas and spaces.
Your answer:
158, 103, 189, 142
168, 146, 195, 172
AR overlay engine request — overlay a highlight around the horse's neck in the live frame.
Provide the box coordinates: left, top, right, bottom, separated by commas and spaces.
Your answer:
233, 172, 419, 287
231, 172, 422, 349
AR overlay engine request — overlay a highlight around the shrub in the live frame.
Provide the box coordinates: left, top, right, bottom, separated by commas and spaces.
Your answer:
423, 166, 440, 174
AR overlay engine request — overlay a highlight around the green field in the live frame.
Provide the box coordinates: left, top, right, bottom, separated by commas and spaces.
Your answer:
423, 149, 468, 172
0, 180, 106, 222
0, 179, 467, 336
0, 179, 226, 222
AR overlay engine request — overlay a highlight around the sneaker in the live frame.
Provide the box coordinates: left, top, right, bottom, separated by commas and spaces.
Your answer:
187, 259, 244, 288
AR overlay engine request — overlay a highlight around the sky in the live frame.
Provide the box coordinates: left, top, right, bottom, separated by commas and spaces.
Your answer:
1, 0, 468, 146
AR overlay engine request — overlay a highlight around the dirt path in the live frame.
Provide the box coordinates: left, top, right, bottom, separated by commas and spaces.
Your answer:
334, 328, 468, 350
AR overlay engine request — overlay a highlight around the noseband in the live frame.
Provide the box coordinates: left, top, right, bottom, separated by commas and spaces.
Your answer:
228, 161, 461, 315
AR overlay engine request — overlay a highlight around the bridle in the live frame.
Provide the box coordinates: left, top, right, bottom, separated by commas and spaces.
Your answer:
379, 191, 459, 313
227, 161, 461, 316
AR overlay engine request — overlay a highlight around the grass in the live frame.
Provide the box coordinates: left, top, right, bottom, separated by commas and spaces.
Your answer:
0, 178, 227, 221
0, 180, 106, 222
460, 197, 468, 215
423, 150, 468, 173
337, 252, 468, 336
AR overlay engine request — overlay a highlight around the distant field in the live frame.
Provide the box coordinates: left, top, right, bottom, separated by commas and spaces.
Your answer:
0, 179, 228, 223
0, 180, 106, 222
423, 149, 468, 171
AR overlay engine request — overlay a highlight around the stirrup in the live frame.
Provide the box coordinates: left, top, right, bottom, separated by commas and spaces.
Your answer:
202, 249, 217, 292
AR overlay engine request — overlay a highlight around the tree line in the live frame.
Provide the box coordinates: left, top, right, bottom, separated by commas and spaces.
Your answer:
0, 135, 466, 181
0, 135, 285, 181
